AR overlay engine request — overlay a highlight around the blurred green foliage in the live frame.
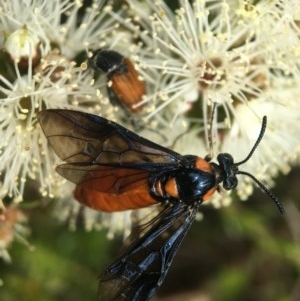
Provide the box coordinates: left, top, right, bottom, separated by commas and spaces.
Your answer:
1, 169, 299, 301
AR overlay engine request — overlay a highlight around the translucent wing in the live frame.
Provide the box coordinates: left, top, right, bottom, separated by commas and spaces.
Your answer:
37, 109, 184, 210
37, 109, 181, 168
98, 202, 200, 301
56, 164, 156, 211
56, 164, 150, 194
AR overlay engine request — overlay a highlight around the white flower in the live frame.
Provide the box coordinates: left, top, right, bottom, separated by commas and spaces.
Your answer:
0, 0, 127, 205
124, 0, 300, 120
0, 51, 107, 206
4, 26, 40, 63
1, 0, 300, 264
0, 0, 119, 58
119, 0, 300, 208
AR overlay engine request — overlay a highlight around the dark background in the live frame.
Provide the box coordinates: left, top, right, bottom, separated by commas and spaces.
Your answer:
1, 168, 299, 301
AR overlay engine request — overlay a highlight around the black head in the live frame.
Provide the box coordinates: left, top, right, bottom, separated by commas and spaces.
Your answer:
216, 153, 238, 190
213, 116, 285, 215
88, 49, 127, 74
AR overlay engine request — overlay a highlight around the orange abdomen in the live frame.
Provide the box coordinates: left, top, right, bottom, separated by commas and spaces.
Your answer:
110, 58, 146, 113
74, 183, 157, 212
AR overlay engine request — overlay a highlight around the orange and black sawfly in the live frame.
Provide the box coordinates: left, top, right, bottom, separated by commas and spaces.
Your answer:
37, 109, 284, 301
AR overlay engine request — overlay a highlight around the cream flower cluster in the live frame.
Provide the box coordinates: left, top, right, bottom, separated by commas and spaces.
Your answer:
120, 0, 300, 207
0, 0, 124, 260
0, 0, 299, 261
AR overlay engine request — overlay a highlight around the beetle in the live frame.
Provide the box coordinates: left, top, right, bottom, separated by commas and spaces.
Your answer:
88, 49, 146, 113
37, 109, 284, 301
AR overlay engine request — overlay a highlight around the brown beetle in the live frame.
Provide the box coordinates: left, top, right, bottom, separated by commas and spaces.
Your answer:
88, 49, 146, 113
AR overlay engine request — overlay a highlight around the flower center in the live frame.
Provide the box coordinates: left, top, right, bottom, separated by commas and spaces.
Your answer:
197, 57, 225, 90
